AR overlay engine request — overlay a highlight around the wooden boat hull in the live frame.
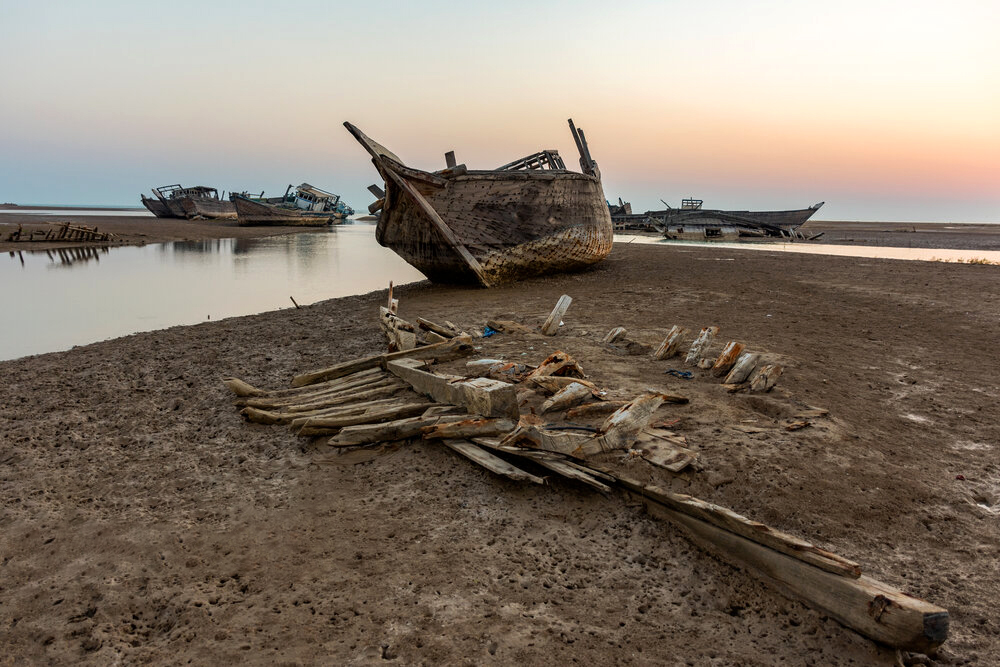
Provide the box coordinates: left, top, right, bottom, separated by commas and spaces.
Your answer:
345, 122, 613, 287
232, 195, 343, 227
614, 202, 823, 236
140, 195, 174, 218
180, 197, 237, 220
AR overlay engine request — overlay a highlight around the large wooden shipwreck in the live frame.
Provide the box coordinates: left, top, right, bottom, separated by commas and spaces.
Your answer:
140, 184, 236, 220
345, 119, 613, 287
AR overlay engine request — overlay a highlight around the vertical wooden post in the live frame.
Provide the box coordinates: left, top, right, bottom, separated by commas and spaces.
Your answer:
541, 295, 572, 336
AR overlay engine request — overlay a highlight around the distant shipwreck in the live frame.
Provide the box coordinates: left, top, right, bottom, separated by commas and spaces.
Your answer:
345, 119, 613, 287
610, 197, 824, 240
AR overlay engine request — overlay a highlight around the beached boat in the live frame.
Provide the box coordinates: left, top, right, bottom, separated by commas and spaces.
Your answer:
344, 119, 613, 287
140, 184, 235, 220
611, 197, 824, 238
232, 184, 354, 226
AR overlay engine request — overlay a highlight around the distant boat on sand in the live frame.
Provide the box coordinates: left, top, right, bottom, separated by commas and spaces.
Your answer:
611, 197, 824, 238
232, 183, 354, 226
140, 184, 236, 220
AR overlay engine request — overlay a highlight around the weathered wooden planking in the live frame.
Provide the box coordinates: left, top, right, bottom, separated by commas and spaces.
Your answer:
416, 317, 459, 338
539, 382, 593, 414
602, 326, 627, 343
387, 358, 519, 418
422, 418, 517, 440
609, 474, 863, 579
711, 341, 745, 377
724, 352, 760, 384
634, 495, 948, 653
654, 325, 689, 360
327, 415, 454, 447
379, 306, 418, 351
750, 364, 783, 392
685, 326, 719, 365
236, 371, 390, 408
584, 393, 668, 455
290, 336, 474, 387
295, 402, 439, 436
541, 295, 573, 335
524, 351, 586, 381
441, 439, 546, 484
499, 418, 594, 456
565, 401, 629, 419
528, 375, 596, 394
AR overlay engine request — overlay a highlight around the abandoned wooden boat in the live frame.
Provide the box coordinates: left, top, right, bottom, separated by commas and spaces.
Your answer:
140, 184, 235, 220
344, 119, 613, 287
232, 183, 353, 226
612, 198, 824, 238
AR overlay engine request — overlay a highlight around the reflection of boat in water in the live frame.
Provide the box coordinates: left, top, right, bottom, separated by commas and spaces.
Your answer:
232, 184, 354, 226
611, 197, 824, 238
140, 185, 236, 220
344, 118, 613, 287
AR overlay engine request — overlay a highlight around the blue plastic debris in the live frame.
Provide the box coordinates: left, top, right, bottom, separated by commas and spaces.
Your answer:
665, 369, 693, 379
483, 325, 498, 338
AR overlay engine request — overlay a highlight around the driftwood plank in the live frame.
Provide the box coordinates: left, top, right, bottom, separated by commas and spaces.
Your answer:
379, 306, 417, 351
565, 401, 629, 419
295, 402, 439, 436
441, 439, 546, 484
539, 382, 593, 414
387, 358, 519, 418
540, 295, 572, 335
584, 393, 668, 455
246, 377, 402, 411
416, 317, 459, 338
524, 351, 586, 381
685, 326, 719, 365
327, 415, 448, 447
290, 336, 474, 387
750, 364, 783, 392
528, 375, 596, 394
711, 341, 745, 377
602, 326, 627, 343
654, 325, 689, 360
422, 417, 517, 440
499, 418, 594, 456
724, 352, 760, 384
634, 494, 948, 653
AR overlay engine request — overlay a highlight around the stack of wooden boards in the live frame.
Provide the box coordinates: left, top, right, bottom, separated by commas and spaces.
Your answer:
223, 296, 948, 656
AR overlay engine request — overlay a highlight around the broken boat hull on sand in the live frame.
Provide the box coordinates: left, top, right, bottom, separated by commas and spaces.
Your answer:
344, 120, 613, 287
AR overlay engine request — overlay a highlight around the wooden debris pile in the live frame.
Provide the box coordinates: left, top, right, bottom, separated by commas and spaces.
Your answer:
222, 293, 948, 655
4, 222, 119, 243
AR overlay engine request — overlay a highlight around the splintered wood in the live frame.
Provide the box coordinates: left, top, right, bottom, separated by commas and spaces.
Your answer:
222, 301, 948, 653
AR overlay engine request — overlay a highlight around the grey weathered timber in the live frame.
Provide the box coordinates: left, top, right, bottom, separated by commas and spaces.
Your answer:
241, 376, 398, 410
654, 326, 689, 360
499, 418, 594, 456
295, 402, 439, 436
564, 401, 629, 420
528, 375, 596, 395
344, 121, 612, 287
290, 336, 474, 387
223, 377, 267, 398
416, 317, 459, 338
539, 382, 593, 414
327, 415, 448, 447
422, 418, 517, 440
387, 358, 519, 418
750, 364, 783, 392
587, 393, 668, 455
541, 295, 572, 335
441, 440, 546, 484
724, 352, 760, 384
602, 327, 627, 344
711, 341, 745, 377
626, 486, 948, 653
379, 306, 418, 351
524, 351, 586, 380
685, 326, 720, 365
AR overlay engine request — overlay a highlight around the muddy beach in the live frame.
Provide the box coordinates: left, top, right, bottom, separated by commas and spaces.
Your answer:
2, 234, 998, 665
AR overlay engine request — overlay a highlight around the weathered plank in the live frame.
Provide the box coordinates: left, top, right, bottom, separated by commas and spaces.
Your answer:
422, 417, 517, 440
379, 306, 418, 351
540, 295, 572, 335
290, 336, 474, 387
387, 358, 519, 418
711, 341, 745, 377
750, 364, 783, 392
295, 402, 439, 436
685, 326, 719, 365
524, 351, 586, 380
499, 417, 594, 456
632, 493, 948, 653
602, 326, 627, 343
654, 325, 689, 360
416, 317, 459, 338
441, 439, 546, 485
585, 393, 668, 455
724, 352, 760, 384
528, 375, 596, 394
236, 370, 390, 408
327, 415, 448, 447
539, 382, 593, 414
565, 401, 629, 419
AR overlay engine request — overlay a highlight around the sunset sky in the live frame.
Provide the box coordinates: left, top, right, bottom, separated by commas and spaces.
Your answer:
1, 0, 997, 222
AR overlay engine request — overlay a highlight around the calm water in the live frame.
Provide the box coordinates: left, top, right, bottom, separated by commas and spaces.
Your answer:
2, 225, 425, 361
0, 208, 150, 217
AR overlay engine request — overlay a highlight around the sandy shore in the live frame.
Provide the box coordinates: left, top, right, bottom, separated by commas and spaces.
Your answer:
2, 240, 997, 665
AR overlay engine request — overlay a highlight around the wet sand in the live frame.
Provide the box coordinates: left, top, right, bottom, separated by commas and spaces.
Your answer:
2, 237, 998, 665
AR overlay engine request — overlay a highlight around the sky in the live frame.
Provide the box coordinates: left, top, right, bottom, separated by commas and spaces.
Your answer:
1, 0, 998, 222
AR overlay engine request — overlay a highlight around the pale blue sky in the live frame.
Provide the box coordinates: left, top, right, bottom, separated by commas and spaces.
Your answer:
1, 0, 998, 221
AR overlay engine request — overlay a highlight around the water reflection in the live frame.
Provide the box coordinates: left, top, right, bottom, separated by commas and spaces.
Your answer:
1, 226, 425, 361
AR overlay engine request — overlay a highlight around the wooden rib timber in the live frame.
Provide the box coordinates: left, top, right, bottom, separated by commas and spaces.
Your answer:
344, 120, 613, 287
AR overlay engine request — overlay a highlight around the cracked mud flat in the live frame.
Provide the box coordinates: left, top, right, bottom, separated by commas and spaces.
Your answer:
1, 242, 998, 665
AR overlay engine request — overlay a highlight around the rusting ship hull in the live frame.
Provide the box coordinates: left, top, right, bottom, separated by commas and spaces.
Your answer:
180, 197, 237, 220
344, 121, 613, 287
232, 195, 344, 227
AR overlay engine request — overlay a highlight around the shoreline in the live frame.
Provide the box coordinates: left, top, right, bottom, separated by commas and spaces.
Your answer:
4, 212, 999, 254
1, 243, 997, 663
